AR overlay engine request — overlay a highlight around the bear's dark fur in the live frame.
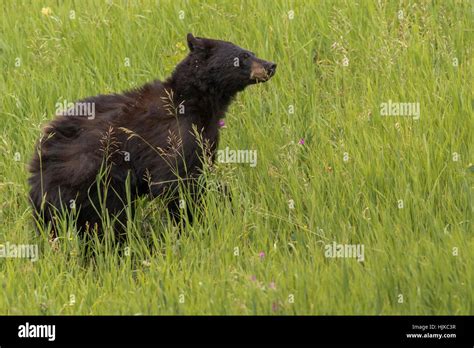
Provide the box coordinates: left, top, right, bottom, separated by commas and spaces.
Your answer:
28, 33, 276, 238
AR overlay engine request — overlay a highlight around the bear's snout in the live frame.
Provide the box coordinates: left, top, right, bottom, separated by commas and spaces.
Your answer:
250, 59, 277, 82
265, 62, 277, 77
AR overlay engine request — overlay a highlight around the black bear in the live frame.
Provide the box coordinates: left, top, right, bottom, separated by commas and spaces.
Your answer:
28, 33, 276, 238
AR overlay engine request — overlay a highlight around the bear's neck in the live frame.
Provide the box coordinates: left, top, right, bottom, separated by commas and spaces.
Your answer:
165, 71, 237, 120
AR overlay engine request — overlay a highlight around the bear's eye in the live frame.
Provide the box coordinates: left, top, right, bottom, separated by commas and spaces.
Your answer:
242, 53, 250, 59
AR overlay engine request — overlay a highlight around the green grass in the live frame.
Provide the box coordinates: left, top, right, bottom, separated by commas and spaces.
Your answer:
0, 0, 472, 315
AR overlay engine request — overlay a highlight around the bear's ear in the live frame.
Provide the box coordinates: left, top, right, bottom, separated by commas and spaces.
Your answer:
187, 33, 203, 52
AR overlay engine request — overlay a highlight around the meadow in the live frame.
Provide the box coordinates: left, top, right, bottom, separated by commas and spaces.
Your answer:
0, 0, 472, 315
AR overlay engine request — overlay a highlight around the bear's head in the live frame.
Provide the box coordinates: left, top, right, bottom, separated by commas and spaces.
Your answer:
182, 33, 276, 94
